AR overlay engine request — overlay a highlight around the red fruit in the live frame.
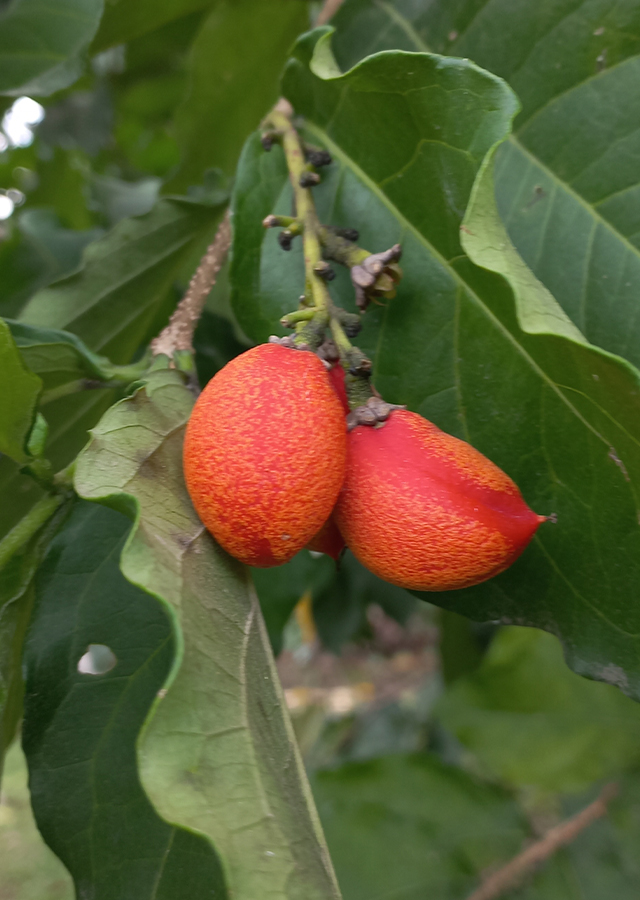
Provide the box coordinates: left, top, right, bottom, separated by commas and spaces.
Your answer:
328, 363, 350, 414
183, 343, 347, 567
335, 409, 545, 591
306, 514, 345, 560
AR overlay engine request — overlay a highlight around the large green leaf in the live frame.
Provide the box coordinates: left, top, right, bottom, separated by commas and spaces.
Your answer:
329, 0, 640, 370
230, 31, 640, 698
0, 385, 119, 546
5, 319, 146, 399
0, 317, 41, 462
166, 0, 311, 190
93, 0, 213, 51
74, 368, 341, 900
19, 197, 226, 364
437, 627, 640, 792
0, 0, 103, 96
22, 500, 228, 898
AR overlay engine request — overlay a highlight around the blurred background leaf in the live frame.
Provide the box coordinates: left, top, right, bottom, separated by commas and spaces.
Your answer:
0, 0, 103, 97
0, 319, 41, 462
165, 0, 312, 191
93, 0, 215, 51
19, 195, 226, 362
436, 627, 640, 792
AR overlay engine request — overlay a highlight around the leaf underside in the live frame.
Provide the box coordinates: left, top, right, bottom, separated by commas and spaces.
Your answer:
74, 369, 340, 900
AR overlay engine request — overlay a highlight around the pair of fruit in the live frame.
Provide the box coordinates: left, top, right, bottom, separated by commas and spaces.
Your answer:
183, 343, 545, 591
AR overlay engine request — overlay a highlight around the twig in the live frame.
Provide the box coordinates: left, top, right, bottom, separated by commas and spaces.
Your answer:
265, 101, 333, 320
316, 0, 345, 25
465, 783, 618, 900
151, 210, 231, 359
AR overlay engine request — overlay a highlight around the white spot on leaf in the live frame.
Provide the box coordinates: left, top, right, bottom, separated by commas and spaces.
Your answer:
77, 644, 117, 676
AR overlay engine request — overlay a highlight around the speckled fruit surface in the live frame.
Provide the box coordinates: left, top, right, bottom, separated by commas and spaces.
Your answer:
328, 363, 349, 414
335, 409, 545, 591
183, 343, 347, 567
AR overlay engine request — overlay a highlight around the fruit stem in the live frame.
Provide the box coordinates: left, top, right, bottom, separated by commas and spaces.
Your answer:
264, 102, 332, 324
329, 316, 354, 358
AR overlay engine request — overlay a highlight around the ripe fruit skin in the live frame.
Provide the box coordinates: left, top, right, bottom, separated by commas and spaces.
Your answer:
306, 514, 345, 560
335, 410, 545, 591
328, 363, 349, 413
183, 344, 347, 567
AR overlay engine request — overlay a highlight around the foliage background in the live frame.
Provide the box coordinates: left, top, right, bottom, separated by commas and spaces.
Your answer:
1, 0, 640, 898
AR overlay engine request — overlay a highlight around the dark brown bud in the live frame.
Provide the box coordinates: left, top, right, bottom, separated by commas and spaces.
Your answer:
299, 172, 321, 188
335, 228, 359, 242
278, 231, 293, 251
306, 148, 332, 167
314, 261, 335, 281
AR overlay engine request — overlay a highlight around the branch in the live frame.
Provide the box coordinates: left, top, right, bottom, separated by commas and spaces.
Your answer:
151, 210, 231, 359
465, 783, 618, 900
317, 0, 345, 25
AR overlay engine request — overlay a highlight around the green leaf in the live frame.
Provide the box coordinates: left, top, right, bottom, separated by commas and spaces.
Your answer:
437, 627, 640, 792
0, 743, 73, 898
230, 31, 640, 698
5, 319, 145, 397
0, 211, 102, 320
0, 386, 119, 547
1, 551, 38, 769
74, 368, 341, 900
166, 0, 311, 190
19, 197, 226, 364
0, 317, 41, 462
0, 494, 69, 778
329, 0, 640, 370
0, 0, 103, 97
93, 0, 213, 51
22, 500, 229, 898
314, 754, 528, 900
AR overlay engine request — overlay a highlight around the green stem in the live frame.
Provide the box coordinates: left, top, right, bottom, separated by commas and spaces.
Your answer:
318, 226, 370, 268
266, 107, 332, 319
0, 493, 65, 571
329, 317, 354, 358
281, 308, 316, 327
